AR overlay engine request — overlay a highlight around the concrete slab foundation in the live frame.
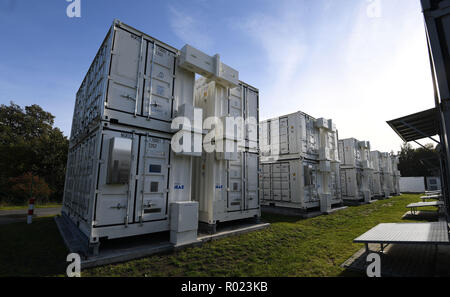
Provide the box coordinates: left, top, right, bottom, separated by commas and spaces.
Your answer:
55, 215, 270, 269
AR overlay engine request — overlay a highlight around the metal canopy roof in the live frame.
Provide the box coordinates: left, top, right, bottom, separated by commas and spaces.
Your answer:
387, 108, 439, 142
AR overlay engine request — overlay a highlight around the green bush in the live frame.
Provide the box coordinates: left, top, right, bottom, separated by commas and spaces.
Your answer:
8, 172, 53, 205
0, 102, 68, 204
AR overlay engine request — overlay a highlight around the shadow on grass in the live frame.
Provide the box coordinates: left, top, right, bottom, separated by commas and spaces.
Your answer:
401, 211, 440, 222
261, 213, 304, 224
0, 217, 68, 277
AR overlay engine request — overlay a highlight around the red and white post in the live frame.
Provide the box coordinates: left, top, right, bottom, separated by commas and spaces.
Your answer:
27, 198, 35, 224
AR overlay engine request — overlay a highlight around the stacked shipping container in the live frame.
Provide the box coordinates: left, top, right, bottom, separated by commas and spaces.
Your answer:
259, 111, 342, 212
338, 138, 373, 203
192, 78, 260, 231
63, 19, 406, 253
62, 20, 255, 251
63, 21, 197, 250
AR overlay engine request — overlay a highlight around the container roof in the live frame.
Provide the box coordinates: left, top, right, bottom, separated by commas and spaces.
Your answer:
387, 108, 439, 142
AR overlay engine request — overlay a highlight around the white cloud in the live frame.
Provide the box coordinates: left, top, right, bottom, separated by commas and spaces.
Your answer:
235, 4, 308, 118
234, 0, 434, 153
168, 5, 213, 52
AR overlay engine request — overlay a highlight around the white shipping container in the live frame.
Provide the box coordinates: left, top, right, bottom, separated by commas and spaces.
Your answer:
63, 20, 242, 248
69, 21, 239, 147
194, 78, 259, 153
63, 123, 193, 247
260, 159, 342, 210
70, 20, 188, 144
259, 111, 339, 162
338, 139, 372, 202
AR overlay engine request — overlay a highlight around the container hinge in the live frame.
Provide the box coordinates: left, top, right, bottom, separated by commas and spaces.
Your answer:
134, 36, 144, 117
147, 42, 157, 119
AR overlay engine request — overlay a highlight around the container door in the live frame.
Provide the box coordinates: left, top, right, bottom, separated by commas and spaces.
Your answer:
303, 161, 318, 202
340, 170, 347, 197
95, 131, 137, 226
342, 141, 354, 167
356, 169, 363, 196
107, 29, 144, 115
81, 135, 98, 221
261, 164, 272, 201
330, 166, 340, 200
142, 43, 175, 121
135, 136, 170, 222
305, 116, 318, 155
279, 118, 289, 154
245, 88, 258, 150
270, 120, 280, 156
280, 163, 291, 202
375, 174, 381, 194
260, 122, 270, 156
344, 169, 357, 197
272, 163, 282, 201
229, 85, 245, 143
228, 153, 244, 211
355, 144, 362, 168
245, 153, 259, 209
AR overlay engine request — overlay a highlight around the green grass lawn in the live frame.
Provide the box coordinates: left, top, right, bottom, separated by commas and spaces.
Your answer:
0, 194, 431, 277
0, 203, 62, 211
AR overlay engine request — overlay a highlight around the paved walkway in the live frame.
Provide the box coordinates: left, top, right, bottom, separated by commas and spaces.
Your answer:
0, 207, 61, 225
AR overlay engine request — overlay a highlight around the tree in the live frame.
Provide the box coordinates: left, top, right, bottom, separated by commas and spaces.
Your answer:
8, 173, 52, 204
398, 142, 440, 177
0, 102, 69, 204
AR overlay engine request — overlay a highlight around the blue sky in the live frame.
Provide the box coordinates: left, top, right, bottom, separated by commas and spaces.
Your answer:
0, 0, 435, 152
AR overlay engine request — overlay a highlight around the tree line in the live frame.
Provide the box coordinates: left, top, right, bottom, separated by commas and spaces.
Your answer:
0, 102, 69, 205
398, 142, 440, 177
